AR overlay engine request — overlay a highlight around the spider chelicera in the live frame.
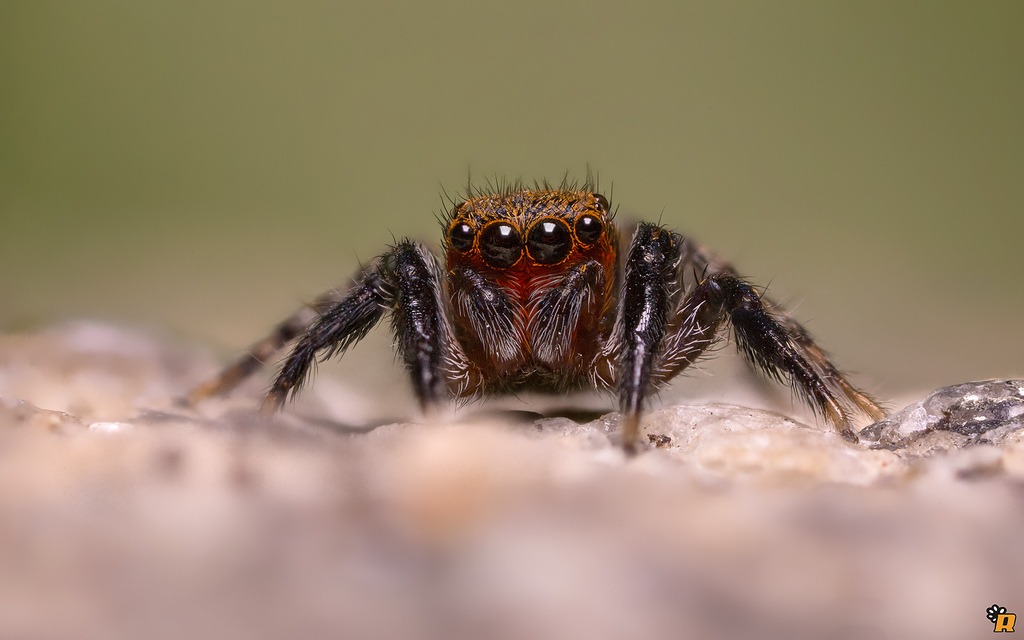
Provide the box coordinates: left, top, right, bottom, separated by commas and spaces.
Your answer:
189, 181, 885, 451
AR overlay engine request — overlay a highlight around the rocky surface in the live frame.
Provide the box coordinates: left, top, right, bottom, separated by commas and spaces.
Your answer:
1, 322, 1022, 640
859, 379, 1024, 452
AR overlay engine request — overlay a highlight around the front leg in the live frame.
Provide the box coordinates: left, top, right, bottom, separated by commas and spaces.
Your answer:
613, 224, 681, 451
672, 236, 886, 427
190, 241, 460, 414
265, 241, 456, 413
612, 223, 884, 451
261, 265, 391, 412
683, 274, 883, 441
186, 288, 351, 405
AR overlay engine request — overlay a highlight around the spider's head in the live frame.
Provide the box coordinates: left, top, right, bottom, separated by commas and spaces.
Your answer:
444, 190, 614, 273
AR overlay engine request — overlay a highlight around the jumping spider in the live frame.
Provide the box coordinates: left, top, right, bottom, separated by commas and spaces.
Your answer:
189, 181, 884, 450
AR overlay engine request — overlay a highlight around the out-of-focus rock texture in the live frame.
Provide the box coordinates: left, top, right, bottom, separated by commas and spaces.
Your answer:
1, 322, 1021, 640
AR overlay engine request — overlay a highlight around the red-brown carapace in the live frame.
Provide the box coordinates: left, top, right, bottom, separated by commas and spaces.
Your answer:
189, 180, 884, 451
444, 190, 618, 388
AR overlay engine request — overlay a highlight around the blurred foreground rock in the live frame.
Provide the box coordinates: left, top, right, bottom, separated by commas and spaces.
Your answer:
0, 322, 1022, 640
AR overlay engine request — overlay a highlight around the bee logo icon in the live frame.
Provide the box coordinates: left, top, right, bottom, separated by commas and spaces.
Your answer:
987, 605, 1016, 632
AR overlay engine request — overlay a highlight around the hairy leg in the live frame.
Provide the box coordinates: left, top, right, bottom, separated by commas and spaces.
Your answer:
189, 242, 462, 414
263, 241, 459, 413
684, 274, 882, 440
673, 236, 885, 425
186, 288, 355, 405
379, 242, 456, 412
611, 223, 883, 451
260, 268, 391, 413
611, 223, 681, 451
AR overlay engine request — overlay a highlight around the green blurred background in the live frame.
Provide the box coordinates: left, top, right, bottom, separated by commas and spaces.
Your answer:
1, 1, 1021, 397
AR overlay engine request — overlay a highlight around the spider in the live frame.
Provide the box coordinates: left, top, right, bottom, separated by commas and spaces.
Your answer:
188, 180, 885, 451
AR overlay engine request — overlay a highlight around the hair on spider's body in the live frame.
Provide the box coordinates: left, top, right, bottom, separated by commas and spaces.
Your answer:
189, 180, 885, 451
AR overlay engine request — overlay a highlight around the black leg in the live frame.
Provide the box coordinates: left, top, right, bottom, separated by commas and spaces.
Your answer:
613, 224, 884, 451
669, 237, 885, 428
613, 223, 681, 451
260, 268, 392, 413
190, 241, 458, 415
263, 241, 454, 413
758, 308, 886, 425
379, 242, 452, 412
697, 274, 882, 441
186, 285, 358, 405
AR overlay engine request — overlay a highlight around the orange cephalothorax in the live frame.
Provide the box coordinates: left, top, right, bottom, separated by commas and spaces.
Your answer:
442, 190, 620, 385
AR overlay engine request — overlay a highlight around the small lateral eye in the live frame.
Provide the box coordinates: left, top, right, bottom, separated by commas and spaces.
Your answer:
574, 214, 604, 245
593, 193, 609, 212
479, 222, 523, 268
448, 222, 475, 253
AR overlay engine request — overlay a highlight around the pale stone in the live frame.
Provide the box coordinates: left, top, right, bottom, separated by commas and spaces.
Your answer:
636, 404, 906, 485
87, 421, 134, 433
1, 322, 1022, 640
0, 396, 85, 434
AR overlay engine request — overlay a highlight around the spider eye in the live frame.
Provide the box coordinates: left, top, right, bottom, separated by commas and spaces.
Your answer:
574, 214, 604, 245
448, 222, 475, 253
527, 218, 572, 265
593, 193, 609, 212
479, 222, 523, 268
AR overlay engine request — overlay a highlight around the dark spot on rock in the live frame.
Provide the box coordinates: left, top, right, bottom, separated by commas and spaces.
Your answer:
939, 397, 1020, 436
647, 433, 672, 448
155, 446, 184, 478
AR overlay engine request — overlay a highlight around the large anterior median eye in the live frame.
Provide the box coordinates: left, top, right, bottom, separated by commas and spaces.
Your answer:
479, 221, 523, 268
527, 218, 572, 265
574, 214, 604, 245
448, 222, 475, 253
